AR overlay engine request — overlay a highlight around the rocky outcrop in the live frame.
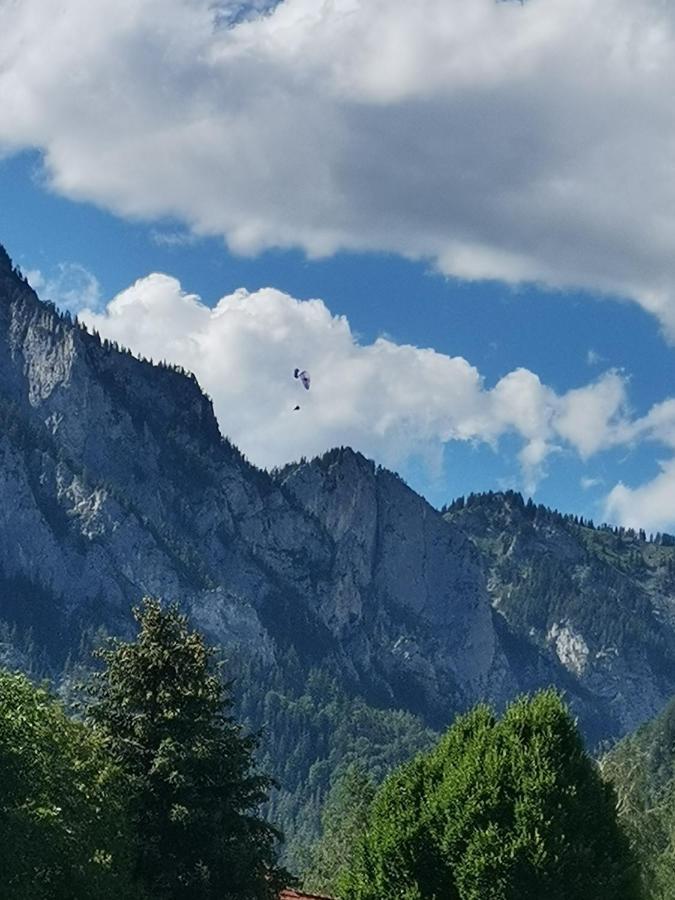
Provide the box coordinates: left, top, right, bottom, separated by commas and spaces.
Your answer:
0, 247, 325, 661
277, 449, 511, 720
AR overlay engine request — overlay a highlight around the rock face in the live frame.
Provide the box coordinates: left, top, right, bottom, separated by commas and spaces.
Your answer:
277, 450, 512, 723
0, 245, 320, 660
1, 243, 675, 745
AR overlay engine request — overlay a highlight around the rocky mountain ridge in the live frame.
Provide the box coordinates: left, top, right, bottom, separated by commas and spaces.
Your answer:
2, 241, 675, 855
0, 244, 506, 723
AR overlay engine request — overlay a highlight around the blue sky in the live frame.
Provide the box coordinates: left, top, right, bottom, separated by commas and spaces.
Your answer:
4, 0, 675, 529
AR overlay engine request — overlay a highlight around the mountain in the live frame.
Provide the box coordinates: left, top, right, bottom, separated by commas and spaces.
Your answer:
0, 244, 503, 715
444, 492, 675, 741
2, 242, 675, 862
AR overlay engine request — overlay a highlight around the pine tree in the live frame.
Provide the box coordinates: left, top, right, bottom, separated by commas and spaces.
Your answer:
85, 598, 289, 900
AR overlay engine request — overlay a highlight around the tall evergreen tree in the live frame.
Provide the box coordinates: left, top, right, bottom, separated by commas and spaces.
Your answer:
341, 691, 641, 900
85, 598, 288, 900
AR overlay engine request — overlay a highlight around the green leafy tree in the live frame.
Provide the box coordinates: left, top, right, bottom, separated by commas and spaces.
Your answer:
85, 598, 289, 900
303, 764, 375, 894
0, 670, 136, 900
341, 690, 641, 900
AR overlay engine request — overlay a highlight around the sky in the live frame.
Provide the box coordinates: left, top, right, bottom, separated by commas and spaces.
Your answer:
3, 0, 675, 529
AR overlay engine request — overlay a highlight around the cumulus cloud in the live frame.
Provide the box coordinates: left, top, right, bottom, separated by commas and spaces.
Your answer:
4, 0, 675, 331
604, 461, 675, 532
554, 373, 629, 458
598, 400, 675, 530
79, 274, 638, 487
628, 399, 675, 450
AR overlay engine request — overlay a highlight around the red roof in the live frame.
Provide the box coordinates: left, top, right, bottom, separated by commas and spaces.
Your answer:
279, 891, 335, 900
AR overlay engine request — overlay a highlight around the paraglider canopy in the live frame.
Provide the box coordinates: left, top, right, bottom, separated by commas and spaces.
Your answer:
294, 368, 310, 390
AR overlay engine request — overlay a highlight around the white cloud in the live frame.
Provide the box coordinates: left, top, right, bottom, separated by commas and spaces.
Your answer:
600, 401, 675, 529
80, 274, 642, 487
25, 263, 102, 313
5, 1, 675, 331
553, 372, 629, 459
627, 398, 675, 450
604, 461, 675, 532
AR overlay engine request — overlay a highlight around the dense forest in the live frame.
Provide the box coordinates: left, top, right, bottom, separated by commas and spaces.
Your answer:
0, 600, 289, 900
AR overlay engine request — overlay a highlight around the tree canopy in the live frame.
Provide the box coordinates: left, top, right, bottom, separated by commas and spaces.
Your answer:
602, 696, 675, 898
0, 670, 135, 900
340, 690, 640, 900
303, 764, 375, 895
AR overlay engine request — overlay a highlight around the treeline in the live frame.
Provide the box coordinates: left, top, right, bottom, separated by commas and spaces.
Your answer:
444, 490, 675, 545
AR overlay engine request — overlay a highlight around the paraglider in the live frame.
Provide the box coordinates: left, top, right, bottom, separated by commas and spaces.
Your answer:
292, 368, 310, 411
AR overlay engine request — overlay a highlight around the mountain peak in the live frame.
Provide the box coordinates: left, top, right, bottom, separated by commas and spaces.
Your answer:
0, 243, 12, 274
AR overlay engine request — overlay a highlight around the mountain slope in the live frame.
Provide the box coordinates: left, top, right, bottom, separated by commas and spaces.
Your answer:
3, 242, 675, 861
444, 491, 675, 739
0, 244, 506, 717
0, 243, 504, 861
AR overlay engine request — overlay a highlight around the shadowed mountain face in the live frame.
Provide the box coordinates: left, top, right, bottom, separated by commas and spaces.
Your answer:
3, 241, 675, 854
